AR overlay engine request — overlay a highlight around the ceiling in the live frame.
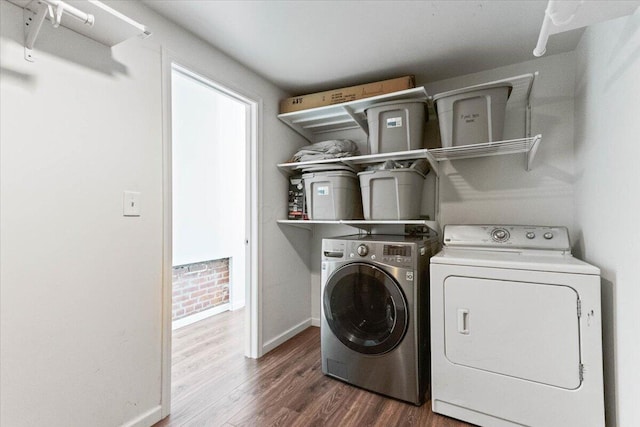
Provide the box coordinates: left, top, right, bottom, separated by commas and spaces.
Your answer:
143, 1, 589, 95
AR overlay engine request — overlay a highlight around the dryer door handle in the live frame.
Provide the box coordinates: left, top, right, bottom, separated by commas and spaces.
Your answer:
457, 308, 470, 334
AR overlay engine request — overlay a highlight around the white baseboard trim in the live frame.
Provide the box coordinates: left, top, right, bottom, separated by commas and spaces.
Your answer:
120, 405, 162, 427
172, 303, 230, 331
311, 317, 321, 327
262, 318, 312, 355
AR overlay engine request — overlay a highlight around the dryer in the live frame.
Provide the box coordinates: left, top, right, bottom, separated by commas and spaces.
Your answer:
321, 234, 439, 405
430, 225, 605, 426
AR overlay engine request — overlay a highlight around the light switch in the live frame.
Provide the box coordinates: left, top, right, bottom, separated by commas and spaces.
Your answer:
123, 191, 141, 216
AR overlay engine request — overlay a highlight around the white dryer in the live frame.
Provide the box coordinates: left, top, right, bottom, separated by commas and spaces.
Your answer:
430, 225, 604, 427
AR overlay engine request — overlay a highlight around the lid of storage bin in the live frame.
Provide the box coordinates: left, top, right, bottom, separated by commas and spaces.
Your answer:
302, 170, 357, 179
357, 168, 425, 179
363, 98, 427, 113
432, 82, 512, 103
300, 164, 356, 173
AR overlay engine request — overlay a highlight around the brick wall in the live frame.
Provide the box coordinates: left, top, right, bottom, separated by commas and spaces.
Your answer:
172, 258, 230, 320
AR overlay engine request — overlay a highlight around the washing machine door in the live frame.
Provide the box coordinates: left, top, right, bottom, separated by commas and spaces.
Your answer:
323, 262, 408, 355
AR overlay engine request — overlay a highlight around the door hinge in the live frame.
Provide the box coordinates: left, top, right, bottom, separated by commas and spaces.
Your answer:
579, 363, 585, 382
577, 298, 582, 318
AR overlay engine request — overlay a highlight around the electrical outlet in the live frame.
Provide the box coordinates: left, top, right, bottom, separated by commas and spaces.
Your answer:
123, 191, 141, 216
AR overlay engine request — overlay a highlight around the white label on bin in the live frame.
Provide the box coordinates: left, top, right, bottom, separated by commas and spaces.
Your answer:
316, 186, 329, 196
386, 117, 403, 128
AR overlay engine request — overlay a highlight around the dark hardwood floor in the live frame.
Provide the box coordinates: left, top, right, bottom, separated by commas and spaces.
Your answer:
154, 309, 472, 427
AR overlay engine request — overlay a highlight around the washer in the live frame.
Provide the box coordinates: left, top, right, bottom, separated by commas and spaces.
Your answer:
430, 225, 605, 426
320, 234, 439, 405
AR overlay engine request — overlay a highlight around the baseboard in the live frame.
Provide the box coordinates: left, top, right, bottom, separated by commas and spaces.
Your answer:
120, 405, 162, 427
262, 318, 312, 354
311, 317, 321, 327
172, 303, 230, 331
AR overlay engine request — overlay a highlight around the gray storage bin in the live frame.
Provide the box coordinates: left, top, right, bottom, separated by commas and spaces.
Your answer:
358, 169, 426, 220
433, 84, 510, 147
365, 100, 426, 154
302, 171, 363, 220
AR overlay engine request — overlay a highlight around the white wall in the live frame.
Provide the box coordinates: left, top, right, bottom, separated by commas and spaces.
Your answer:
0, 3, 163, 426
172, 69, 246, 267
0, 1, 310, 426
573, 12, 640, 427
171, 69, 247, 307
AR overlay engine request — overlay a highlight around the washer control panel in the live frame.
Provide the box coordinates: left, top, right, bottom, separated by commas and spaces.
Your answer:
322, 235, 437, 269
348, 242, 415, 267
443, 225, 571, 251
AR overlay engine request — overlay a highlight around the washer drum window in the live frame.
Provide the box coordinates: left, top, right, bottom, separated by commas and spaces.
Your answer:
323, 262, 408, 355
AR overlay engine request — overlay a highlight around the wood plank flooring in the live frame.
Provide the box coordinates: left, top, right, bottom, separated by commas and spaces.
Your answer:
154, 309, 473, 427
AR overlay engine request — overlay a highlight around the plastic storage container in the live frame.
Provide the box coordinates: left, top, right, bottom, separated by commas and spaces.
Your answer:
433, 84, 511, 147
358, 168, 426, 220
302, 171, 363, 220
365, 100, 426, 154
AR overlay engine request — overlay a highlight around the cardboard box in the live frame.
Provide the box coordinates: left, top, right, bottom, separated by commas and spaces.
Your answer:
279, 76, 415, 114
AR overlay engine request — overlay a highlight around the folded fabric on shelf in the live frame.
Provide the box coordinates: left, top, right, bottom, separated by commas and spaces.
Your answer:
290, 139, 360, 162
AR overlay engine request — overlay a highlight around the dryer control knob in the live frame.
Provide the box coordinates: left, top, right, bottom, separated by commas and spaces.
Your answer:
544, 232, 554, 240
491, 228, 510, 242
357, 244, 369, 257
526, 232, 536, 239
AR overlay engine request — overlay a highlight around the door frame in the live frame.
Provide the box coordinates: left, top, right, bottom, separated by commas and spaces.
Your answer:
160, 48, 262, 417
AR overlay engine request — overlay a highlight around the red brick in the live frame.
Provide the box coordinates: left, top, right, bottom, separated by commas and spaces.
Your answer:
182, 299, 197, 307
173, 294, 189, 303
190, 289, 207, 298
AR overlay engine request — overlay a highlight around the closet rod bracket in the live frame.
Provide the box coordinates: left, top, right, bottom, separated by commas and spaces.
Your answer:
22, 0, 96, 62
23, 6, 47, 62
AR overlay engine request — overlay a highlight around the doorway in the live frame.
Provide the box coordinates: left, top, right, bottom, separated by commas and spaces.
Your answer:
171, 65, 246, 327
161, 57, 260, 417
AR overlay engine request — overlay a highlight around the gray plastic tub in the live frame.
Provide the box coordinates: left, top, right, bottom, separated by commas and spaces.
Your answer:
433, 84, 511, 147
365, 100, 426, 154
302, 171, 363, 220
358, 168, 426, 220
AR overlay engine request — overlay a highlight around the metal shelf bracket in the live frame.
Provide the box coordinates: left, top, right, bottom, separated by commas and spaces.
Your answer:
527, 134, 542, 171
22, 0, 96, 62
23, 6, 47, 62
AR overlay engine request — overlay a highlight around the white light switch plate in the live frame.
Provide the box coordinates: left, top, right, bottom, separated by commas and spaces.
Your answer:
123, 191, 141, 216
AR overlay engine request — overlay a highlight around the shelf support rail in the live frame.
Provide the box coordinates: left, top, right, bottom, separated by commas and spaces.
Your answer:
342, 105, 369, 136
526, 135, 542, 171
24, 0, 95, 62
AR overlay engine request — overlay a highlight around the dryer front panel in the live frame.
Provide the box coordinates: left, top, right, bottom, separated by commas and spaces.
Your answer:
324, 262, 408, 355
443, 276, 581, 389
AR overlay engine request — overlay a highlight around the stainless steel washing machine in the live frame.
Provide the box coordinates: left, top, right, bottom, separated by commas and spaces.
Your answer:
320, 234, 439, 405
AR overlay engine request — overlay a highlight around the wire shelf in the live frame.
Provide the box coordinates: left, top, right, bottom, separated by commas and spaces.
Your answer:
429, 135, 541, 161
277, 219, 439, 234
